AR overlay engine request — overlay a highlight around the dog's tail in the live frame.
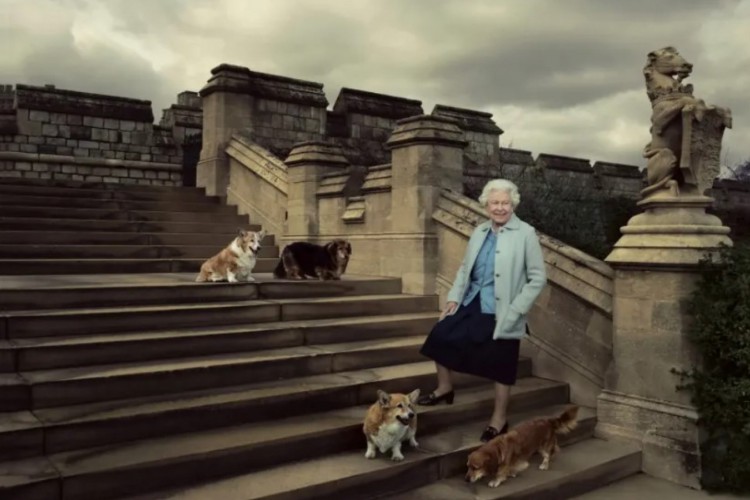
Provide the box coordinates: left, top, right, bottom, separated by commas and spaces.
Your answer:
272, 252, 287, 279
551, 405, 579, 435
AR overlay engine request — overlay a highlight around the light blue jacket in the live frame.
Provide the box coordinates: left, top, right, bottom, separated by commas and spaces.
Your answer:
445, 213, 547, 340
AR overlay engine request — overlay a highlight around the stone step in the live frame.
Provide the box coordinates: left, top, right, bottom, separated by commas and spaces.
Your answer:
0, 257, 278, 275
2, 294, 437, 339
0, 230, 274, 246
0, 273, 399, 311
2, 358, 517, 460
0, 243, 279, 259
0, 204, 248, 223
7, 312, 436, 371
378, 438, 640, 500
0, 383, 568, 500
121, 405, 605, 500
0, 182, 214, 202
0, 362, 535, 463
0, 216, 260, 234
0, 193, 225, 212
6, 336, 443, 410
0, 176, 206, 195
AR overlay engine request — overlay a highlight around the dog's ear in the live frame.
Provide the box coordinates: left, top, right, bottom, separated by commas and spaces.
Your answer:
346, 242, 352, 255
376, 390, 390, 407
238, 228, 248, 238
407, 388, 420, 403
486, 444, 502, 474
257, 228, 266, 240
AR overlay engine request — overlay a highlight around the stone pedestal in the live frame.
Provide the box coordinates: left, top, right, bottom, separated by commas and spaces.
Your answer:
385, 115, 467, 295
285, 141, 349, 240
598, 192, 732, 489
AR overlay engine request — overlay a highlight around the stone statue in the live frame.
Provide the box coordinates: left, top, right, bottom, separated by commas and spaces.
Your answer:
641, 46, 732, 198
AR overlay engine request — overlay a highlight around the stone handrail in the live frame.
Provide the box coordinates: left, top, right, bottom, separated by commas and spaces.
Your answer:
224, 133, 288, 236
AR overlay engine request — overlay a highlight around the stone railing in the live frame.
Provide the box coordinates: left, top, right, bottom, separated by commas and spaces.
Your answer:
432, 189, 614, 407
224, 132, 288, 236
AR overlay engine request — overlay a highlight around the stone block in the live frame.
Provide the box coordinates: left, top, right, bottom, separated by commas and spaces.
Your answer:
157, 171, 170, 180
73, 148, 89, 157
14, 135, 27, 143
50, 113, 67, 125
79, 140, 98, 149
58, 125, 71, 138
120, 120, 136, 131
57, 147, 73, 156
89, 149, 103, 158
144, 170, 157, 179
104, 118, 119, 129
102, 176, 118, 183
42, 124, 58, 137
6, 143, 19, 152
100, 142, 110, 151
85, 175, 103, 182
83, 116, 104, 128
92, 166, 111, 176
108, 130, 120, 142
103, 150, 116, 159
140, 154, 152, 162
91, 128, 109, 141
16, 162, 31, 171
32, 163, 49, 172
61, 165, 76, 174
125, 152, 140, 161
29, 110, 50, 122
20, 144, 37, 153
152, 179, 164, 186
115, 152, 125, 160
76, 165, 93, 175
111, 167, 128, 177
46, 137, 65, 146
67, 115, 83, 126
129, 169, 144, 178
71, 174, 84, 181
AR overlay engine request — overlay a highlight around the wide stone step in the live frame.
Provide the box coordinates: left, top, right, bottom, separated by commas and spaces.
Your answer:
0, 217, 261, 235
0, 177, 206, 196
0, 193, 225, 212
0, 244, 279, 259
7, 311, 436, 371
2, 358, 523, 460
0, 257, 278, 275
2, 294, 437, 339
7, 336, 440, 410
0, 230, 274, 246
121, 405, 605, 500
0, 273, 399, 311
0, 204, 247, 223
0, 383, 569, 500
0, 182, 214, 202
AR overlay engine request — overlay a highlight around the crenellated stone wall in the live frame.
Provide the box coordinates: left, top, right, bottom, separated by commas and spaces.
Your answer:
0, 84, 200, 186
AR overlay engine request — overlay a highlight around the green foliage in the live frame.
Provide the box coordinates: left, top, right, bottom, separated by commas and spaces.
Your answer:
677, 243, 750, 494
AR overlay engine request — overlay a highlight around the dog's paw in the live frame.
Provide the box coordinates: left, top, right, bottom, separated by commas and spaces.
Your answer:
488, 478, 505, 488
390, 453, 405, 462
539, 462, 549, 471
365, 450, 376, 459
409, 438, 419, 448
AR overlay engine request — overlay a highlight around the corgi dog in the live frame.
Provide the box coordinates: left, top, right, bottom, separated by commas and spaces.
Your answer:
363, 389, 420, 462
465, 406, 579, 488
195, 228, 266, 283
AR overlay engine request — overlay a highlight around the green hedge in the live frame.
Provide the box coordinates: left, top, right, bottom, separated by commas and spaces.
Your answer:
676, 243, 750, 494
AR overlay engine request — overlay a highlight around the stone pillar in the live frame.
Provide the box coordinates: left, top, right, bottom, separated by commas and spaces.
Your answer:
385, 115, 467, 295
197, 65, 253, 197
284, 141, 349, 240
596, 109, 733, 489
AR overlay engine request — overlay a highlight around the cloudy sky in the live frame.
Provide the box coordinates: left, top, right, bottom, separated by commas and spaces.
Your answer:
4, 0, 749, 169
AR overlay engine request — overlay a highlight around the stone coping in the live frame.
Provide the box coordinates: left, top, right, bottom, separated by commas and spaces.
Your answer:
0, 151, 180, 172
333, 87, 423, 119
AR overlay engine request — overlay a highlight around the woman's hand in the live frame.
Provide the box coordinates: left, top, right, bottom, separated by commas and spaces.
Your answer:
440, 301, 458, 321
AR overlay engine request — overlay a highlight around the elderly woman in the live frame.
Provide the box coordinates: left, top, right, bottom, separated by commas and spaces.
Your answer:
417, 178, 547, 442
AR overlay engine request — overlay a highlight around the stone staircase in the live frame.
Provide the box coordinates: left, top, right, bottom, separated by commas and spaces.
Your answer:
0, 179, 640, 499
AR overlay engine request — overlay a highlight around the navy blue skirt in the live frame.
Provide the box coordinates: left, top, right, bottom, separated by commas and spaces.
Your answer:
419, 296, 521, 385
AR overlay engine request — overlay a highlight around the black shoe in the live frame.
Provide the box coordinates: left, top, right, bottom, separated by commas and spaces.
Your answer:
417, 390, 455, 406
480, 422, 509, 443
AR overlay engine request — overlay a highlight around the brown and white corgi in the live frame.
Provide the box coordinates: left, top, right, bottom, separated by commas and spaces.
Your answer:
195, 228, 266, 283
363, 389, 420, 462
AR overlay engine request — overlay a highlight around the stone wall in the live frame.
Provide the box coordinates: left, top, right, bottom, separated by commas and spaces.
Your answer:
0, 84, 198, 186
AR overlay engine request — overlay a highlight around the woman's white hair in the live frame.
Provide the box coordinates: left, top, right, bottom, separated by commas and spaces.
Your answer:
478, 178, 521, 208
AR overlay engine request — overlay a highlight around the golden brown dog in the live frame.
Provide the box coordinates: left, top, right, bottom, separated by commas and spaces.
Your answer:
465, 406, 579, 488
363, 389, 420, 462
195, 228, 265, 283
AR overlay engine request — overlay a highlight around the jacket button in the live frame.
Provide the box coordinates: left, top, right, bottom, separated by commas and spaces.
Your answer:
495, 273, 500, 277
